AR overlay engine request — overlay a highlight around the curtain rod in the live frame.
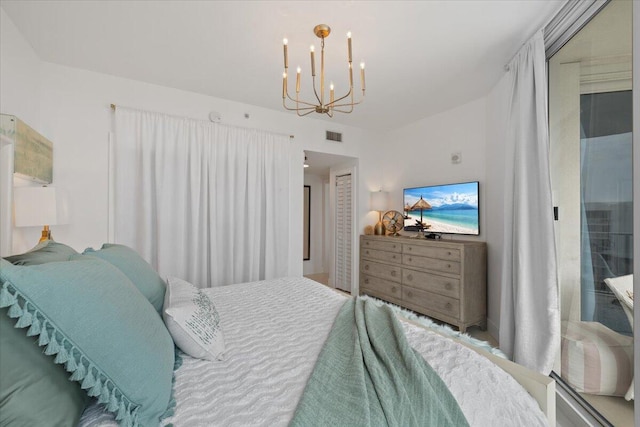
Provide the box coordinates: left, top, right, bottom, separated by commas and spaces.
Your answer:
109, 103, 294, 139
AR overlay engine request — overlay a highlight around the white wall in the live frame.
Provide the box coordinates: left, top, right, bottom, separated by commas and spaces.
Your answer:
0, 8, 45, 253
383, 97, 487, 225
0, 9, 41, 130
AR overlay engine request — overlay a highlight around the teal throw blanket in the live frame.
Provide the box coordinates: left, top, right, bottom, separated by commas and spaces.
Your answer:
290, 297, 469, 427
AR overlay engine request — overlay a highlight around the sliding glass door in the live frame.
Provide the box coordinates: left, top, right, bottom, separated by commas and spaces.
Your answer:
549, 0, 633, 424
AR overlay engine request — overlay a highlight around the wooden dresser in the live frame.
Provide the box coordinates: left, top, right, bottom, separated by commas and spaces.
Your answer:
359, 235, 486, 332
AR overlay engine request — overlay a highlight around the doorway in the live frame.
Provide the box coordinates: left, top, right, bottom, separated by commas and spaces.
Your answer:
548, 1, 633, 424
303, 151, 358, 293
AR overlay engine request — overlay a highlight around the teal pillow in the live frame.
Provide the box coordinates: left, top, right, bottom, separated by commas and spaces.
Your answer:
0, 258, 176, 427
83, 244, 166, 313
4, 240, 78, 266
0, 306, 89, 427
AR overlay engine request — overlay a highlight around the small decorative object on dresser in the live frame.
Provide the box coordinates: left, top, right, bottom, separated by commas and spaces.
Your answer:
359, 234, 486, 332
364, 225, 374, 235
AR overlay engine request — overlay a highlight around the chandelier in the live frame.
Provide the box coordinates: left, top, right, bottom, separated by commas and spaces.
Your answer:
282, 24, 365, 117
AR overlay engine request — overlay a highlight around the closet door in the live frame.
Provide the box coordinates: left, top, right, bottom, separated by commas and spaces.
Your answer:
335, 173, 352, 292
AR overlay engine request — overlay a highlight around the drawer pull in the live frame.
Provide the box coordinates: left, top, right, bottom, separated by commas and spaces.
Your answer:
408, 257, 412, 262
393, 245, 397, 249
364, 278, 369, 284
408, 247, 412, 251
447, 264, 451, 268
392, 255, 397, 259
391, 286, 397, 293
391, 271, 397, 277
447, 251, 452, 256
364, 265, 370, 270
366, 241, 370, 245
407, 274, 413, 281
407, 291, 413, 298
445, 282, 452, 290
366, 250, 370, 254
445, 303, 452, 310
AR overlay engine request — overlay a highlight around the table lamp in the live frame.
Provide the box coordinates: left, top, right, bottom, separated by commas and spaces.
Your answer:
370, 190, 388, 235
14, 186, 58, 243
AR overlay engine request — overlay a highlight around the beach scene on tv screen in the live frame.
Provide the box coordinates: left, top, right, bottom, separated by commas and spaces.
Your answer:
403, 182, 479, 235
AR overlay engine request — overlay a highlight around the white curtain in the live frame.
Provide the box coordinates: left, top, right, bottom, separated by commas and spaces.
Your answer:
113, 107, 292, 288
499, 30, 560, 374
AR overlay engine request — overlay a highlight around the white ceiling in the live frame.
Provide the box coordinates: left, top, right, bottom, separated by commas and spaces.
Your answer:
1, 0, 564, 131
305, 150, 355, 177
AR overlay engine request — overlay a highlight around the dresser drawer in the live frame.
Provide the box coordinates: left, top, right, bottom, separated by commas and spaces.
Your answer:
362, 238, 402, 253
402, 268, 460, 299
361, 260, 401, 282
402, 254, 461, 275
403, 244, 460, 262
360, 274, 402, 300
361, 247, 401, 263
403, 286, 460, 319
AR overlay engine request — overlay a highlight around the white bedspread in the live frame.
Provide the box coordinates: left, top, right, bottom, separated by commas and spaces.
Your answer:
79, 277, 547, 427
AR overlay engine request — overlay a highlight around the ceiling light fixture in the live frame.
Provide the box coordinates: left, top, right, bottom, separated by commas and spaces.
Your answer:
304, 154, 309, 168
282, 24, 365, 117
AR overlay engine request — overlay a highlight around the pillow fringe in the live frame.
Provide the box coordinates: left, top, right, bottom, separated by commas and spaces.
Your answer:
0, 281, 142, 427
26, 314, 41, 336
160, 350, 183, 421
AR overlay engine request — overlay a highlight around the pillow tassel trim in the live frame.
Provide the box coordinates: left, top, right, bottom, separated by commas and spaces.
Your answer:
160, 351, 183, 422
0, 281, 143, 427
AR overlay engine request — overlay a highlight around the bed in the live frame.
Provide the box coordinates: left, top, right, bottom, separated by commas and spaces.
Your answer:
1, 242, 555, 427
81, 277, 551, 427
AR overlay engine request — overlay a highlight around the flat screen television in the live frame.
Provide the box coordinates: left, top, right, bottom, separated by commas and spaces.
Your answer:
403, 181, 479, 236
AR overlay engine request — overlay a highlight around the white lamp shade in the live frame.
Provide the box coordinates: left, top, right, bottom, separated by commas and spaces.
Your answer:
14, 186, 58, 227
370, 191, 388, 212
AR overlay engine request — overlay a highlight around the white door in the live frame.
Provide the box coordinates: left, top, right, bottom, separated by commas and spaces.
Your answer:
334, 173, 352, 292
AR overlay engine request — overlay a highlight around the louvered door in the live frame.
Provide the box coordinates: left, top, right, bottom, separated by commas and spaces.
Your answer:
335, 173, 352, 292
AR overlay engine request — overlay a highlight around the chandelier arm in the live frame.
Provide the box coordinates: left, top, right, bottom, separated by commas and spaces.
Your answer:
329, 98, 364, 109
297, 109, 317, 117
327, 87, 354, 106
331, 107, 355, 114
330, 102, 354, 113
282, 100, 316, 112
311, 75, 323, 106
285, 93, 319, 108
330, 98, 365, 113
283, 79, 319, 107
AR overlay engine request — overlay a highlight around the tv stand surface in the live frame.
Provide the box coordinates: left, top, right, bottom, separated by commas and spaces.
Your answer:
359, 234, 487, 333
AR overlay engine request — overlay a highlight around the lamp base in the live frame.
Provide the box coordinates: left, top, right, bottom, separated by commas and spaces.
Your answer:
374, 221, 386, 236
39, 225, 52, 243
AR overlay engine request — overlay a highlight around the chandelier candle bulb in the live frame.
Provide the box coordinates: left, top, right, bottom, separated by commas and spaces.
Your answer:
283, 38, 288, 68
360, 62, 366, 92
310, 45, 315, 77
347, 32, 352, 62
296, 67, 301, 93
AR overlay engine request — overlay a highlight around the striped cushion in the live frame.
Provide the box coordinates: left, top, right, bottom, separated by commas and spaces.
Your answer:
561, 320, 633, 396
